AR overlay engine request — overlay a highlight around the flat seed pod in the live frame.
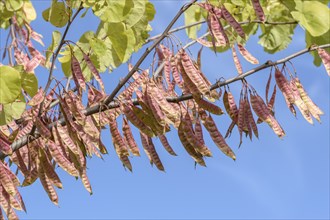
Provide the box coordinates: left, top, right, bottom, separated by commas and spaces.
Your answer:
159, 134, 177, 156
46, 140, 79, 177
193, 93, 223, 115
232, 45, 243, 75
35, 117, 51, 139
38, 148, 62, 189
194, 118, 205, 145
122, 117, 140, 157
147, 137, 165, 171
71, 55, 86, 92
0, 135, 12, 155
251, 0, 265, 22
223, 90, 239, 122
0, 162, 17, 197
317, 47, 330, 76
28, 87, 44, 106
182, 113, 212, 157
199, 110, 236, 160
109, 113, 129, 158
178, 121, 206, 167
38, 164, 59, 206
221, 5, 245, 39
275, 69, 295, 105
83, 52, 105, 93
209, 13, 228, 46
237, 43, 259, 64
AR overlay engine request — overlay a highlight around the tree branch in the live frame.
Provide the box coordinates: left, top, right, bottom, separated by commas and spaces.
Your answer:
2, 43, 329, 159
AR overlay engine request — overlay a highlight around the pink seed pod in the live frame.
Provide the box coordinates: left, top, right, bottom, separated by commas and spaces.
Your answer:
251, 0, 265, 22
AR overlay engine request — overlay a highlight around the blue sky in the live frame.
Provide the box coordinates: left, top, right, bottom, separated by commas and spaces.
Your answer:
0, 1, 329, 219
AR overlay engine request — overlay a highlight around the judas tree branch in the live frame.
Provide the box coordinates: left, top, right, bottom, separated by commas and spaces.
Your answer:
2, 43, 329, 159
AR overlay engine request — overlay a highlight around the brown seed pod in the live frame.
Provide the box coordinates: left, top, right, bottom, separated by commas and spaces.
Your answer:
0, 135, 12, 155
82, 52, 105, 93
244, 95, 258, 139
194, 118, 205, 145
159, 134, 177, 156
199, 110, 236, 160
108, 113, 129, 157
193, 93, 223, 115
317, 47, 330, 76
211, 13, 229, 46
37, 163, 59, 205
223, 90, 239, 122
237, 43, 259, 64
275, 68, 295, 107
251, 0, 265, 22
182, 112, 212, 157
122, 117, 140, 157
38, 148, 62, 189
35, 117, 51, 139
71, 55, 86, 92
28, 87, 44, 106
232, 45, 243, 75
294, 77, 324, 122
46, 140, 79, 177
178, 121, 206, 167
237, 96, 245, 146
221, 5, 245, 39
290, 79, 313, 124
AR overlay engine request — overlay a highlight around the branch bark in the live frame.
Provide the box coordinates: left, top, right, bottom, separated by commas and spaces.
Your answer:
2, 43, 329, 159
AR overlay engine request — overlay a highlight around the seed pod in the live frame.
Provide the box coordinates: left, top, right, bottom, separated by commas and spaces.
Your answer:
194, 118, 205, 145
232, 45, 243, 75
38, 148, 63, 189
245, 96, 258, 139
35, 117, 51, 139
159, 134, 177, 156
196, 38, 222, 47
250, 92, 285, 138
237, 96, 245, 146
147, 137, 165, 171
79, 167, 92, 194
0, 162, 17, 197
221, 5, 245, 39
71, 55, 86, 92
317, 47, 330, 76
122, 103, 155, 137
251, 0, 265, 22
83, 52, 105, 93
109, 114, 129, 157
294, 77, 324, 122
237, 43, 259, 64
290, 79, 313, 124
144, 85, 167, 127
199, 110, 236, 160
182, 112, 212, 157
178, 121, 206, 166
122, 117, 140, 157
46, 140, 79, 177
208, 13, 228, 46
38, 164, 59, 205
223, 90, 239, 122
275, 68, 295, 105
170, 55, 183, 88
139, 132, 153, 165
193, 93, 223, 115
0, 135, 12, 155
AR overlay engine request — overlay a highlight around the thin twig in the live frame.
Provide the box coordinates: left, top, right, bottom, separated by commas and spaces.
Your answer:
2, 43, 329, 159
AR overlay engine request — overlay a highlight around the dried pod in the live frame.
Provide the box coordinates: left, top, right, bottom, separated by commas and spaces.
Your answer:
223, 90, 239, 122
232, 45, 243, 75
83, 52, 105, 93
122, 117, 140, 157
159, 134, 177, 156
317, 47, 330, 76
251, 0, 265, 22
237, 43, 259, 64
221, 5, 245, 39
193, 93, 223, 115
71, 55, 86, 92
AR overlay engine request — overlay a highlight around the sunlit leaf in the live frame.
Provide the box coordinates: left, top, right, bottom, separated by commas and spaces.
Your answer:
0, 66, 21, 104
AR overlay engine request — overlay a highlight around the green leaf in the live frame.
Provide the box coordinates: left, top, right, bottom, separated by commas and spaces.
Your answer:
184, 5, 202, 39
43, 1, 70, 27
291, 1, 330, 37
258, 24, 295, 54
21, 72, 38, 97
22, 1, 37, 21
107, 22, 136, 68
0, 66, 21, 104
45, 31, 62, 68
145, 2, 155, 21
0, 93, 26, 126
5, 0, 23, 12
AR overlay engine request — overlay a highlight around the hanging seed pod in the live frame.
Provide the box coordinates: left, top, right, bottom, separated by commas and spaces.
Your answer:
71, 55, 86, 92
237, 43, 259, 64
82, 52, 105, 93
122, 117, 140, 157
317, 47, 330, 76
178, 121, 206, 167
209, 13, 228, 46
199, 110, 236, 160
232, 45, 243, 75
193, 93, 223, 115
221, 5, 245, 39
275, 68, 295, 104
159, 134, 177, 156
223, 90, 239, 122
194, 118, 205, 145
251, 0, 265, 22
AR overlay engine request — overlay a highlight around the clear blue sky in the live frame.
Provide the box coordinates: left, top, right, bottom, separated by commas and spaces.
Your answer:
1, 1, 329, 219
